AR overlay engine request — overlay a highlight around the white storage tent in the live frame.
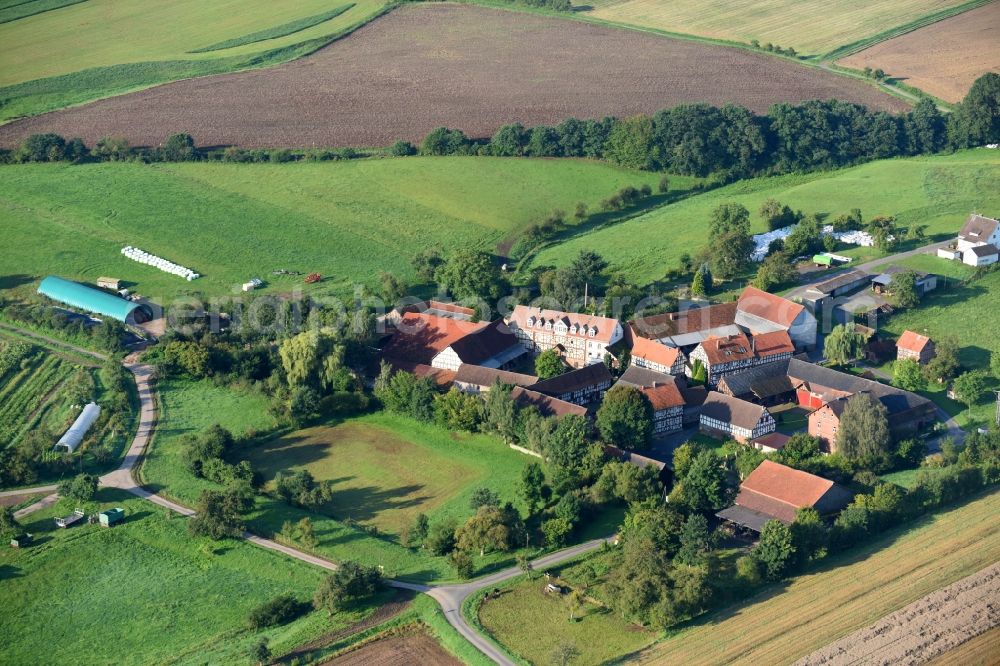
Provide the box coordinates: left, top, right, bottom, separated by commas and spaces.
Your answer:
55, 402, 101, 453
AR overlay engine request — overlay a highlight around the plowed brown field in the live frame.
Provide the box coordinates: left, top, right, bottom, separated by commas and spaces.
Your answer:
839, 3, 1000, 103
0, 4, 908, 149
323, 628, 462, 666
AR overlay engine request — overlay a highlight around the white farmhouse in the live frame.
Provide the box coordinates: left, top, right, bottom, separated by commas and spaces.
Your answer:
507, 306, 623, 369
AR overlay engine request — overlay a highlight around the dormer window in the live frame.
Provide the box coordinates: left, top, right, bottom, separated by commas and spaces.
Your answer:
546, 321, 553, 330
526, 316, 535, 327
570, 324, 578, 334
588, 326, 597, 337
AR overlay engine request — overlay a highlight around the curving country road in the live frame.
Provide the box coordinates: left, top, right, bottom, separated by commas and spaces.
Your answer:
8, 330, 608, 665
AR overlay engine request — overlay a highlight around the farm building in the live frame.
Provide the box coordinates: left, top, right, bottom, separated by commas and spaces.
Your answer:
631, 287, 816, 350
896, 330, 935, 364
736, 286, 817, 350
54, 402, 101, 453
964, 243, 999, 267
717, 362, 795, 404
510, 387, 587, 418
871, 266, 937, 296
632, 302, 740, 348
611, 365, 688, 435
452, 365, 537, 394
99, 508, 125, 527
716, 460, 853, 532
615, 364, 674, 390
800, 269, 872, 314
686, 330, 795, 387
431, 319, 525, 371
38, 276, 153, 324
96, 277, 121, 290
387, 300, 475, 324
699, 393, 776, 443
507, 306, 623, 368
751, 432, 791, 453
529, 363, 613, 406
625, 325, 686, 375
381, 312, 486, 366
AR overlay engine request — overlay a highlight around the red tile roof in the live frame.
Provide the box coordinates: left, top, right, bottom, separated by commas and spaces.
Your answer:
509, 306, 620, 344
741, 460, 834, 510
751, 330, 795, 358
382, 312, 486, 364
628, 328, 682, 368
738, 286, 805, 328
751, 432, 791, 451
896, 330, 932, 353
699, 332, 755, 365
641, 381, 685, 411
511, 387, 588, 418
387, 360, 456, 386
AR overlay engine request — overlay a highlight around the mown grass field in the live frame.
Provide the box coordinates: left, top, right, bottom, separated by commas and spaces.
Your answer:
246, 413, 532, 537
142, 380, 549, 583
0, 489, 382, 665
0, 0, 387, 118
531, 149, 1000, 287
630, 488, 1000, 664
586, 0, 976, 57
0, 158, 661, 301
477, 565, 659, 665
877, 268, 1000, 428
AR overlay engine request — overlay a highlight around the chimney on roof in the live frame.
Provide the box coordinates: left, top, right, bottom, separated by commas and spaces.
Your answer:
751, 336, 756, 354
670, 313, 679, 320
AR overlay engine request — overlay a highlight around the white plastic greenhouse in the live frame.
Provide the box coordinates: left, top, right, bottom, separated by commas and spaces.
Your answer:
54, 402, 101, 453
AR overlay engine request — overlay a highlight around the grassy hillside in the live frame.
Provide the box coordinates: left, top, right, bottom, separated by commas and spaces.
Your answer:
530, 149, 1000, 286
0, 157, 662, 301
0, 490, 381, 665
586, 0, 979, 57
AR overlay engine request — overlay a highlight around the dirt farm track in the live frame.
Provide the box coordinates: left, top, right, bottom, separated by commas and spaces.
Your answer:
0, 4, 909, 149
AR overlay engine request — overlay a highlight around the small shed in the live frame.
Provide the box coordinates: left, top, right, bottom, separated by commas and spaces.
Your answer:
99, 507, 125, 527
97, 277, 122, 290
10, 533, 32, 548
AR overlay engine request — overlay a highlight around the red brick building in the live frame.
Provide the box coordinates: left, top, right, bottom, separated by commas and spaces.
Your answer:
896, 330, 935, 365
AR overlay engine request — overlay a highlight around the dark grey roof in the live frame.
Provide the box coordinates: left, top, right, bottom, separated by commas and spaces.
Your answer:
530, 363, 613, 396
616, 365, 674, 389
809, 269, 871, 295
969, 243, 999, 258
718, 360, 790, 397
700, 393, 768, 430
452, 365, 537, 387
449, 320, 521, 364
787, 358, 933, 417
715, 505, 777, 532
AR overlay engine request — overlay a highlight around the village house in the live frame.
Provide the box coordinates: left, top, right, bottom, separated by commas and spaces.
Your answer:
716, 362, 795, 405
699, 392, 776, 443
507, 306, 623, 369
452, 365, 538, 394
965, 243, 999, 267
716, 460, 853, 532
957, 214, 1000, 253
641, 381, 686, 435
380, 311, 488, 384
529, 363, 613, 406
626, 325, 686, 375
510, 386, 588, 419
686, 330, 795, 387
616, 365, 706, 428
631, 302, 741, 349
896, 330, 935, 364
430, 319, 526, 371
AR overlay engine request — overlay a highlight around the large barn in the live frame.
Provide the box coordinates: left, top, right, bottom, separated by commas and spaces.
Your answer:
38, 276, 153, 325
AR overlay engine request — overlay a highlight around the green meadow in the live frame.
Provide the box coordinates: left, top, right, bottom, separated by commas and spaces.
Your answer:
0, 157, 662, 301
0, 490, 382, 665
0, 0, 388, 119
531, 149, 1000, 286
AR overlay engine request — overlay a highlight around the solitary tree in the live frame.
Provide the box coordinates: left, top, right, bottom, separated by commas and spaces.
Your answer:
550, 642, 581, 666
824, 323, 866, 366
596, 385, 653, 450
535, 349, 567, 379
519, 462, 549, 516
566, 588, 585, 622
888, 270, 920, 308
58, 473, 98, 502
250, 638, 270, 666
952, 370, 988, 418
925, 336, 960, 383
836, 393, 892, 470
753, 520, 796, 580
892, 358, 927, 392
456, 505, 511, 557
313, 561, 382, 614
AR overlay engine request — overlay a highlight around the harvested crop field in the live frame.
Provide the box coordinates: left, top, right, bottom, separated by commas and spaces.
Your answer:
323, 627, 462, 666
796, 561, 1000, 666
839, 2, 1000, 103
0, 3, 909, 149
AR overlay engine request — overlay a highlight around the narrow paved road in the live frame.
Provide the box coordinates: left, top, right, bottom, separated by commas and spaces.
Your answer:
785, 240, 951, 301
9, 332, 607, 665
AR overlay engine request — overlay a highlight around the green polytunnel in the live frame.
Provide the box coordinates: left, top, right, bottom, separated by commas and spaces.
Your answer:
37, 276, 153, 324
